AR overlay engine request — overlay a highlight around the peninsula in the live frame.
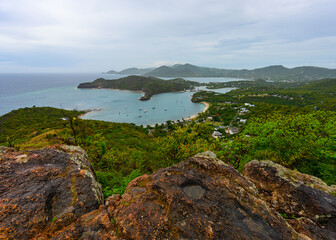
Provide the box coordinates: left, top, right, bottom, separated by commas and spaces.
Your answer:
77, 75, 200, 100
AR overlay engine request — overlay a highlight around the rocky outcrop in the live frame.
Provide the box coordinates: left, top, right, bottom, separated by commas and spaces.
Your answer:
107, 151, 296, 239
52, 151, 295, 239
0, 145, 103, 239
1, 147, 335, 240
244, 160, 336, 240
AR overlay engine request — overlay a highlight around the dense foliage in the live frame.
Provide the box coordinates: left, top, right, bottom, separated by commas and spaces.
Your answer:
0, 107, 84, 148
218, 110, 336, 185
0, 107, 218, 198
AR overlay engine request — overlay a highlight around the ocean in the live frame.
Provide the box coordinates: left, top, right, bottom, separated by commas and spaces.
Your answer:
0, 73, 239, 125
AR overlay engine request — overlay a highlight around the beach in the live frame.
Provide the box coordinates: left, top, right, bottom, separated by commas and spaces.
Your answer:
185, 102, 209, 120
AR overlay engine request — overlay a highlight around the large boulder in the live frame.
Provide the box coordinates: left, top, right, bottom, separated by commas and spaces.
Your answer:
0, 145, 103, 239
55, 151, 295, 239
244, 160, 336, 240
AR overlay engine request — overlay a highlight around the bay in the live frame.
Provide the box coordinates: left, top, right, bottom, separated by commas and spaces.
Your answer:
0, 73, 240, 125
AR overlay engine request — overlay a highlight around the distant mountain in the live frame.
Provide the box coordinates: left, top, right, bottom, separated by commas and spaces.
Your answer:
106, 63, 336, 81
144, 64, 231, 78
106, 67, 154, 75
104, 69, 118, 74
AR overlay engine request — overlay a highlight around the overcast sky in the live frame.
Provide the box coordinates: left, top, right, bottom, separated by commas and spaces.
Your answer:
0, 0, 335, 72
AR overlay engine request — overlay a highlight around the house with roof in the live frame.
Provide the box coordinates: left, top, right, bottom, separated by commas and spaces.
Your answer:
226, 127, 240, 135
212, 131, 223, 138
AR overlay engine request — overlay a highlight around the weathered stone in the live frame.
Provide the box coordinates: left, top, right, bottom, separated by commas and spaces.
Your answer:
0, 145, 103, 239
183, 184, 205, 199
244, 160, 336, 240
2, 147, 335, 240
51, 205, 115, 240
103, 152, 294, 240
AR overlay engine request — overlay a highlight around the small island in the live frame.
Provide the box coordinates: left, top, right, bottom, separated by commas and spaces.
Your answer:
78, 75, 200, 100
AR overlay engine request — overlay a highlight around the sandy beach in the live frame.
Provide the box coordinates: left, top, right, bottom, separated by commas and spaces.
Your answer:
78, 108, 103, 119
185, 102, 209, 120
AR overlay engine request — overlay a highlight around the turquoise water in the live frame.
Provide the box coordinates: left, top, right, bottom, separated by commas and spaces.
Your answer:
0, 73, 239, 125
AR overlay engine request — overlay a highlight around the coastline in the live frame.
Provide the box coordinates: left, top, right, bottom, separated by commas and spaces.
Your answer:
185, 102, 209, 121
78, 108, 103, 119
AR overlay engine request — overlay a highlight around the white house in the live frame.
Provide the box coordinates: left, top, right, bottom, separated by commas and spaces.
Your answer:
240, 119, 247, 124
227, 127, 240, 135
212, 131, 223, 138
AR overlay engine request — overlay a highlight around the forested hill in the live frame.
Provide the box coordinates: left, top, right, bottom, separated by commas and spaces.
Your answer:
106, 63, 336, 81
77, 75, 200, 100
296, 78, 336, 93
106, 67, 155, 75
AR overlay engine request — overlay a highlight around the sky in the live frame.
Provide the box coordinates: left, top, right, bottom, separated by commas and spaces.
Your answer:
0, 0, 335, 73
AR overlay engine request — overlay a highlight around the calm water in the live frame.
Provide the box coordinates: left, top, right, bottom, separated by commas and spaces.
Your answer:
0, 73, 240, 125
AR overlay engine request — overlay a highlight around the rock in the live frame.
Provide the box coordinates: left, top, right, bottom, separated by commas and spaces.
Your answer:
51, 205, 114, 240
101, 152, 294, 239
2, 147, 335, 240
0, 145, 103, 239
244, 160, 336, 240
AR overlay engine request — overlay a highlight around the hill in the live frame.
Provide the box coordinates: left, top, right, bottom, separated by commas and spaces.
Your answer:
78, 75, 200, 100
106, 67, 154, 75
296, 78, 336, 93
108, 63, 336, 81
145, 64, 336, 81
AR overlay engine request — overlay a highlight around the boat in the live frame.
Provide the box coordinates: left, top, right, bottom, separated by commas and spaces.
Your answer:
138, 115, 142, 118
144, 109, 147, 113
139, 108, 142, 110
152, 107, 156, 109
164, 109, 167, 111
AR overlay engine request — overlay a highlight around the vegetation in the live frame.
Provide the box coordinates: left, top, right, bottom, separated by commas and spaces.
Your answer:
1, 78, 336, 199
0, 107, 218, 198
206, 79, 305, 89
0, 107, 85, 149
218, 110, 336, 185
193, 78, 336, 185
77, 75, 200, 100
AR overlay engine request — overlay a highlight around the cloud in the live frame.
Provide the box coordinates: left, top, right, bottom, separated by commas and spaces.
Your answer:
0, 0, 335, 72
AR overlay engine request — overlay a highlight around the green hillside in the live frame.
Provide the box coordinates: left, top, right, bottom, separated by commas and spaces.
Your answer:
78, 75, 200, 100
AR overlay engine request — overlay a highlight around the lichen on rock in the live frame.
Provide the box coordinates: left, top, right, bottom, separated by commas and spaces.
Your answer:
244, 160, 336, 240
0, 145, 103, 239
